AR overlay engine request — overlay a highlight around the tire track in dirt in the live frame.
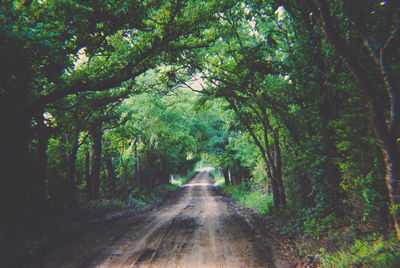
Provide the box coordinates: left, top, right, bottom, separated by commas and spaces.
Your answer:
96, 176, 198, 267
30, 171, 275, 268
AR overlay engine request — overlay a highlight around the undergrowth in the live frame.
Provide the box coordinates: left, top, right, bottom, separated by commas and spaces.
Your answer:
209, 170, 272, 214
125, 171, 195, 209
126, 185, 164, 208
211, 170, 400, 267
210, 169, 225, 186
317, 234, 400, 267
223, 183, 273, 214
91, 172, 196, 211
171, 170, 196, 186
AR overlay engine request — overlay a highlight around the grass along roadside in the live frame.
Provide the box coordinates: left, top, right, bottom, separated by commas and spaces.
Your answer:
95, 171, 197, 211
210, 170, 273, 214
224, 184, 272, 214
170, 170, 197, 187
211, 170, 400, 267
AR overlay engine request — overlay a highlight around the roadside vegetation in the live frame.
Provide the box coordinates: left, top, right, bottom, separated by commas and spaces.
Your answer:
212, 170, 273, 214
1, 1, 399, 266
317, 235, 400, 268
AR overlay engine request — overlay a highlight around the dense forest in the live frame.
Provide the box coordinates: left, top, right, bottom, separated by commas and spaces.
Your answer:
1, 0, 399, 266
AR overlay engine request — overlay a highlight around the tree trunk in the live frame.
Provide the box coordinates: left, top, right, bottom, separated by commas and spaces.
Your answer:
85, 148, 91, 198
313, 0, 400, 238
160, 171, 170, 185
29, 115, 51, 220
223, 168, 230, 186
381, 139, 400, 238
1, 109, 50, 235
231, 171, 239, 185
105, 156, 116, 185
315, 33, 344, 217
88, 123, 103, 200
265, 175, 272, 194
264, 164, 280, 209
261, 107, 284, 209
272, 128, 286, 208
67, 134, 79, 203
76, 171, 82, 188
230, 161, 243, 186
134, 139, 139, 185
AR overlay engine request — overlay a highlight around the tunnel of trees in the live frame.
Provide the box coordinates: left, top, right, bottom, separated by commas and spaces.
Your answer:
1, 0, 399, 252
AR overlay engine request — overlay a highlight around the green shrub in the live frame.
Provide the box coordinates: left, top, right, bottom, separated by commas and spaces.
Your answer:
171, 171, 196, 186
302, 211, 336, 239
162, 183, 179, 192
224, 184, 272, 214
210, 170, 225, 186
126, 187, 149, 208
125, 183, 178, 209
317, 235, 400, 267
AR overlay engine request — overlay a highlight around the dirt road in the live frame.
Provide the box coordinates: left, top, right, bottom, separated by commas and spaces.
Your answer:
30, 171, 275, 267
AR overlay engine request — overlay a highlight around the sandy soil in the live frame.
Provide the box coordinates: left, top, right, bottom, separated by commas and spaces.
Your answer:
27, 171, 275, 268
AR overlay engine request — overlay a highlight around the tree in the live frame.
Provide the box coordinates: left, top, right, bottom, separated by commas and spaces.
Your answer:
193, 3, 288, 209
273, 0, 400, 240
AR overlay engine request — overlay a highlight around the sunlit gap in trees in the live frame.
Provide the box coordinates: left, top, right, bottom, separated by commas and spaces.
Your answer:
197, 166, 214, 172
73, 47, 89, 69
185, 72, 205, 93
64, 47, 88, 75
275, 6, 285, 20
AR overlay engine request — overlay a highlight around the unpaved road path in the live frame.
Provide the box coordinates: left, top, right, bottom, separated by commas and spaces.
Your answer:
30, 171, 275, 267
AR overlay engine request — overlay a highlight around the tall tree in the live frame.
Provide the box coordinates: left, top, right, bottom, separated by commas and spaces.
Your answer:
274, 0, 400, 239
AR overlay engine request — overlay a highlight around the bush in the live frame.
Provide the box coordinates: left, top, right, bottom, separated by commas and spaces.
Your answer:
209, 169, 225, 186
126, 187, 150, 208
170, 170, 196, 186
302, 212, 335, 239
224, 183, 272, 214
317, 235, 400, 267
125, 183, 179, 209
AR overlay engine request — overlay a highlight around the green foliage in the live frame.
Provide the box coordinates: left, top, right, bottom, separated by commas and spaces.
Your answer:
302, 212, 336, 239
126, 183, 179, 209
171, 171, 196, 187
98, 199, 125, 209
209, 169, 225, 187
224, 183, 273, 214
317, 235, 400, 268
126, 187, 150, 208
